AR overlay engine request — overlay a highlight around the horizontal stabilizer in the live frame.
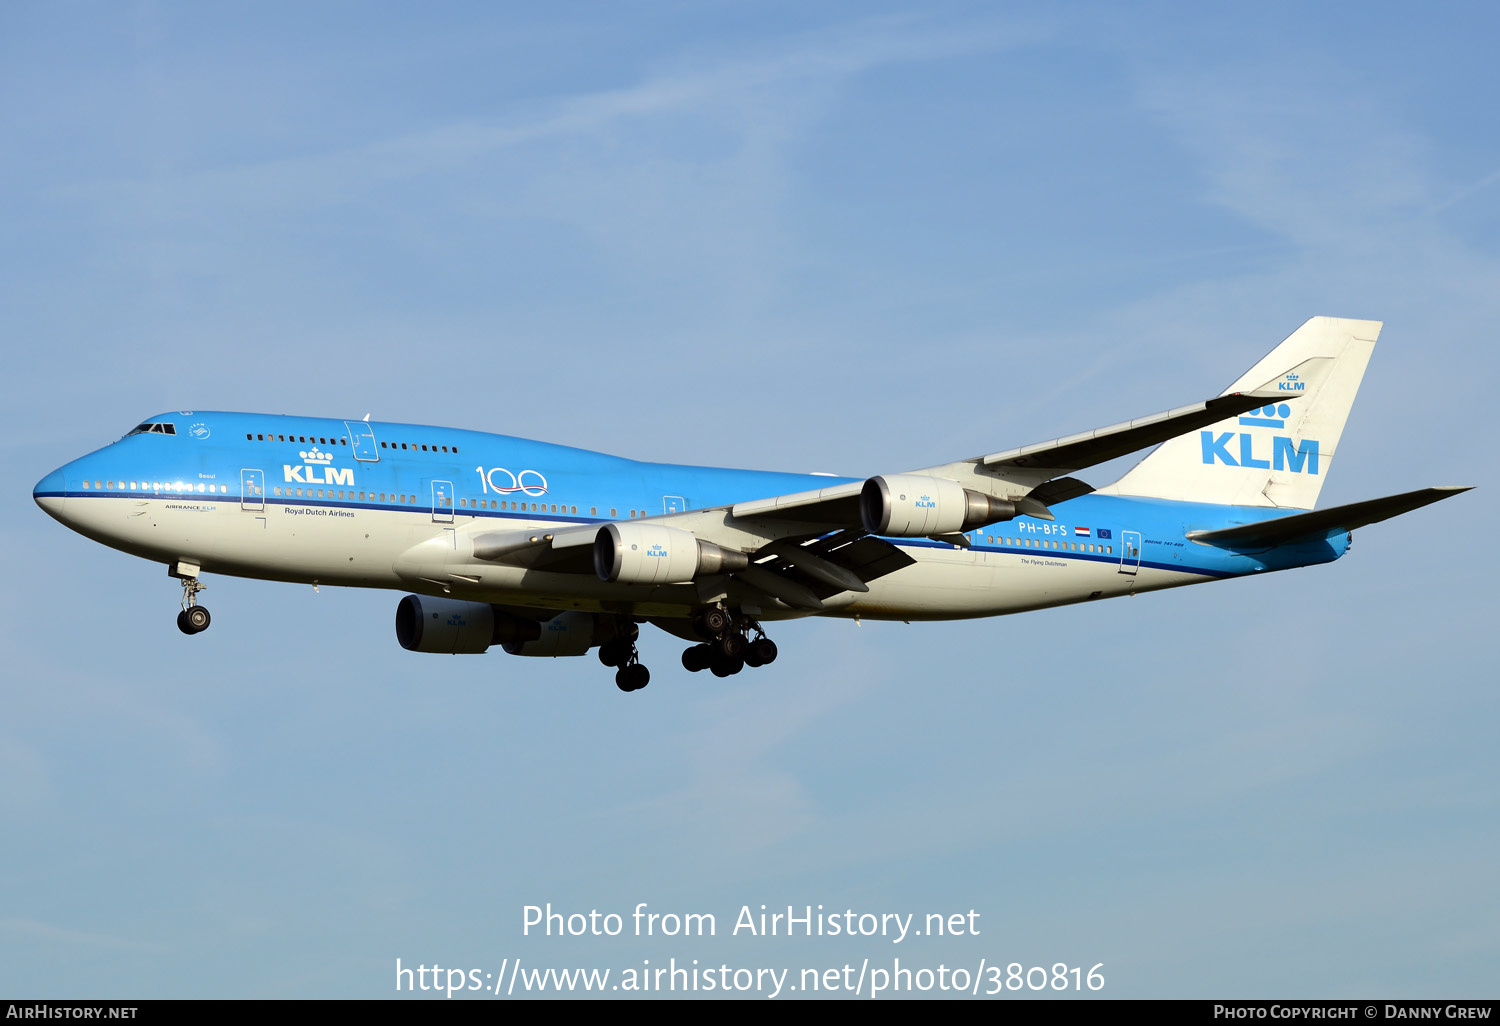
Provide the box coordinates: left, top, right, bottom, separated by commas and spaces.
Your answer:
1187, 486, 1472, 548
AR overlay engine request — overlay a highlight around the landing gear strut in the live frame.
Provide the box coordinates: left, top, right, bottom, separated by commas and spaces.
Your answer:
172, 568, 211, 635
682, 610, 777, 678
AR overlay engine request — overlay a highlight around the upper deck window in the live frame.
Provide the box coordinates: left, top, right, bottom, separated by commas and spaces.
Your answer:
126, 422, 177, 436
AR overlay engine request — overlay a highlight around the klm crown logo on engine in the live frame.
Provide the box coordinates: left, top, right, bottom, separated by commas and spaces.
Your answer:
647, 544, 668, 559
284, 445, 354, 486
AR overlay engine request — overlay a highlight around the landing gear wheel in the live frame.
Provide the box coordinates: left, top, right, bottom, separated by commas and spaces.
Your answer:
616, 663, 650, 692
178, 606, 211, 634
710, 654, 744, 677
598, 639, 630, 667
682, 645, 712, 673
713, 632, 747, 660
174, 572, 210, 634
693, 608, 732, 638
749, 637, 777, 666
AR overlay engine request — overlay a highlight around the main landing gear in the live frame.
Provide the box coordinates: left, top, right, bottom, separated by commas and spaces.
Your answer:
681, 609, 777, 678
597, 622, 649, 692
173, 570, 211, 636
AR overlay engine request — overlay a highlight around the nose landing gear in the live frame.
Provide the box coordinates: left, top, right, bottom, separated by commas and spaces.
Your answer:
173, 569, 211, 635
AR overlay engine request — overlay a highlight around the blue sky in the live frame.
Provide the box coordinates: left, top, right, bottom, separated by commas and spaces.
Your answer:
2, 2, 1496, 998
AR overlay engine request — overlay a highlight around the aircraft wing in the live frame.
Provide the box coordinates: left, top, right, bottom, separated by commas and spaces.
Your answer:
970, 390, 1300, 474
459, 373, 1316, 611
723, 385, 1304, 528
468, 519, 916, 610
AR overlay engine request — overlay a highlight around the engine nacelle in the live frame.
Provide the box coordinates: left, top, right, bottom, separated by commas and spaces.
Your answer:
396, 595, 496, 654
594, 523, 749, 584
503, 611, 601, 657
396, 595, 543, 654
860, 474, 1018, 536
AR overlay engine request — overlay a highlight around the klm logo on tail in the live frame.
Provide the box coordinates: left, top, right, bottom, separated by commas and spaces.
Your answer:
1201, 403, 1320, 475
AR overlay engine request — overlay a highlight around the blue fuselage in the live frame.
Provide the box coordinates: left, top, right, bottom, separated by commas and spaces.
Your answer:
33, 411, 1347, 622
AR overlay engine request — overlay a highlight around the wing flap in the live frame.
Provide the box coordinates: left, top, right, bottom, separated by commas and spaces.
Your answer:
758, 538, 870, 593
735, 565, 826, 610
729, 532, 918, 608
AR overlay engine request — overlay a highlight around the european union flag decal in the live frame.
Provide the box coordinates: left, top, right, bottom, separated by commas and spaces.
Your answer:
1097, 528, 1112, 539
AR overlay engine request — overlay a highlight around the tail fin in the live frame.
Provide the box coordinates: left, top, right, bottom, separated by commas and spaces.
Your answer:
1101, 316, 1381, 509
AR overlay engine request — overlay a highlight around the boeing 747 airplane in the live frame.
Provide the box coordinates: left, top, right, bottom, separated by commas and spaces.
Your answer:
33, 317, 1469, 692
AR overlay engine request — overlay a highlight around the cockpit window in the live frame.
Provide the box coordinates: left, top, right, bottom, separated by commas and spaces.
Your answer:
126, 422, 177, 436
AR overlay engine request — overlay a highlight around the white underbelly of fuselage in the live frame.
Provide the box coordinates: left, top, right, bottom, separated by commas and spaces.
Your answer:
67, 496, 1212, 621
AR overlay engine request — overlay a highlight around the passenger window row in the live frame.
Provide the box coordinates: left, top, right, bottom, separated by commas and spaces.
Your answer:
982, 535, 1113, 555
82, 479, 227, 493
448, 501, 661, 520
242, 430, 464, 457
381, 440, 459, 454
248, 433, 349, 445
272, 487, 417, 503
458, 498, 582, 515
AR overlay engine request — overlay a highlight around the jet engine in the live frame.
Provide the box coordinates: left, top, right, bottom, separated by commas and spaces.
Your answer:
860, 474, 1018, 536
502, 610, 603, 657
395, 595, 541, 654
593, 523, 749, 584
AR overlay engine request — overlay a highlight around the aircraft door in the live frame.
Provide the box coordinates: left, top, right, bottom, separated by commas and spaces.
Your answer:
1118, 531, 1142, 575
345, 420, 379, 462
241, 469, 265, 511
663, 495, 687, 515
432, 480, 454, 523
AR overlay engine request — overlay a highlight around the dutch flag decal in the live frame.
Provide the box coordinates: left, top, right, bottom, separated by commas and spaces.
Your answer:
1074, 526, 1090, 537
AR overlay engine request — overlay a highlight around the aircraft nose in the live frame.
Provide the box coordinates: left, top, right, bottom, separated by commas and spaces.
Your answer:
33, 466, 67, 519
